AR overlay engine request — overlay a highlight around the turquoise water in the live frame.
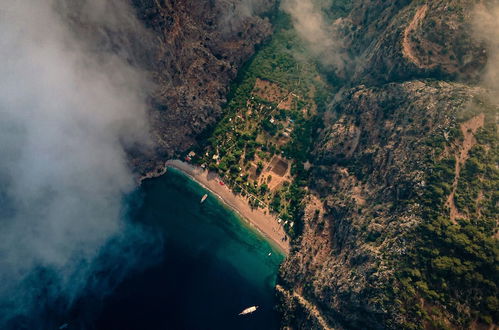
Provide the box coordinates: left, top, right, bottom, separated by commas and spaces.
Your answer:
92, 168, 285, 329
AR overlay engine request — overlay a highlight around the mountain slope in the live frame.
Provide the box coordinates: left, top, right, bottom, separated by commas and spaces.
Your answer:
63, 0, 277, 174
278, 1, 498, 329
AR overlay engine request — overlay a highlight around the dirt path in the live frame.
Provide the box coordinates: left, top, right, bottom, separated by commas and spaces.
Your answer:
446, 114, 485, 222
402, 5, 431, 69
276, 285, 334, 330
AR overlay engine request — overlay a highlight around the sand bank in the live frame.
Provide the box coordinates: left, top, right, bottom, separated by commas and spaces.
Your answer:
165, 160, 290, 254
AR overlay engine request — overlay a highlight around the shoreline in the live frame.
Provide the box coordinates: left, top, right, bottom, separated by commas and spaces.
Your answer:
162, 160, 290, 254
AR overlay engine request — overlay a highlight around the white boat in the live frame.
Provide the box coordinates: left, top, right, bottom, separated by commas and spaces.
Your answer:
239, 305, 258, 315
200, 194, 208, 203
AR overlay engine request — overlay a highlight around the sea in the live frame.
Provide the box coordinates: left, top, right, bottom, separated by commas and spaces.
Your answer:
67, 168, 284, 330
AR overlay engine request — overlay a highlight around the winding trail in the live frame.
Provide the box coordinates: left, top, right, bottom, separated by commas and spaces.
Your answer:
446, 114, 485, 222
402, 5, 432, 68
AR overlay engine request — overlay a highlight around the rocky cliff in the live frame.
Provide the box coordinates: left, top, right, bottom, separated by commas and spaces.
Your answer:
131, 0, 276, 172
278, 1, 498, 329
61, 0, 277, 174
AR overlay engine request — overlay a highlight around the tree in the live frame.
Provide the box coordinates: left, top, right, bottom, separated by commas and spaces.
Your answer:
256, 161, 264, 175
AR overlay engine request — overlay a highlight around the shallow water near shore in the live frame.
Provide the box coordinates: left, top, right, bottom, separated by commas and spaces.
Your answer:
85, 168, 284, 329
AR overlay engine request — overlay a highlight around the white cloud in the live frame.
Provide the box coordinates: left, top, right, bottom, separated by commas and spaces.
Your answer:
0, 0, 154, 324
281, 0, 346, 70
473, 3, 499, 89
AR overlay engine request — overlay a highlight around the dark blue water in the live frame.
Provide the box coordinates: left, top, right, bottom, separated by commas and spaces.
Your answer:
84, 168, 284, 330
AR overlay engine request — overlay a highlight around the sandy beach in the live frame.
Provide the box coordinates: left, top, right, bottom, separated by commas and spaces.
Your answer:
164, 160, 290, 254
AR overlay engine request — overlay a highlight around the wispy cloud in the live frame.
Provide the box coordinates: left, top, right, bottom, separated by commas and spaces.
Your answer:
218, 0, 274, 33
0, 0, 155, 325
473, 3, 499, 90
281, 0, 346, 70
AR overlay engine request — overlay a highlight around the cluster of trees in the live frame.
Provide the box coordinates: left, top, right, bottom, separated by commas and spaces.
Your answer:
397, 111, 498, 327
193, 12, 335, 238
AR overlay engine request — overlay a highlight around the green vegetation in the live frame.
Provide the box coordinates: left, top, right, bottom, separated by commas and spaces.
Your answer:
189, 6, 497, 328
396, 105, 499, 328
189, 12, 333, 239
324, 0, 354, 20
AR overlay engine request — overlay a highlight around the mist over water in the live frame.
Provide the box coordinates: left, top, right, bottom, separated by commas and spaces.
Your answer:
0, 1, 285, 328
0, 1, 155, 326
79, 169, 284, 330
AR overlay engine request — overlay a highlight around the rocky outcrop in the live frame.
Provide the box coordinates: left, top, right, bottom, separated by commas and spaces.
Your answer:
334, 0, 487, 85
61, 0, 276, 174
279, 1, 498, 329
279, 81, 490, 329
131, 0, 276, 174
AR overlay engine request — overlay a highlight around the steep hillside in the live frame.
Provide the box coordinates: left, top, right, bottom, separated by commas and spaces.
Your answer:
61, 0, 277, 174
278, 1, 498, 329
131, 0, 277, 170
344, 0, 487, 85
279, 81, 497, 329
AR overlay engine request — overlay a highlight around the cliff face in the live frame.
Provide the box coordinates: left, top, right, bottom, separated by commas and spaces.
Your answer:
278, 1, 498, 329
280, 82, 496, 329
131, 0, 276, 172
62, 0, 276, 174
343, 0, 487, 85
